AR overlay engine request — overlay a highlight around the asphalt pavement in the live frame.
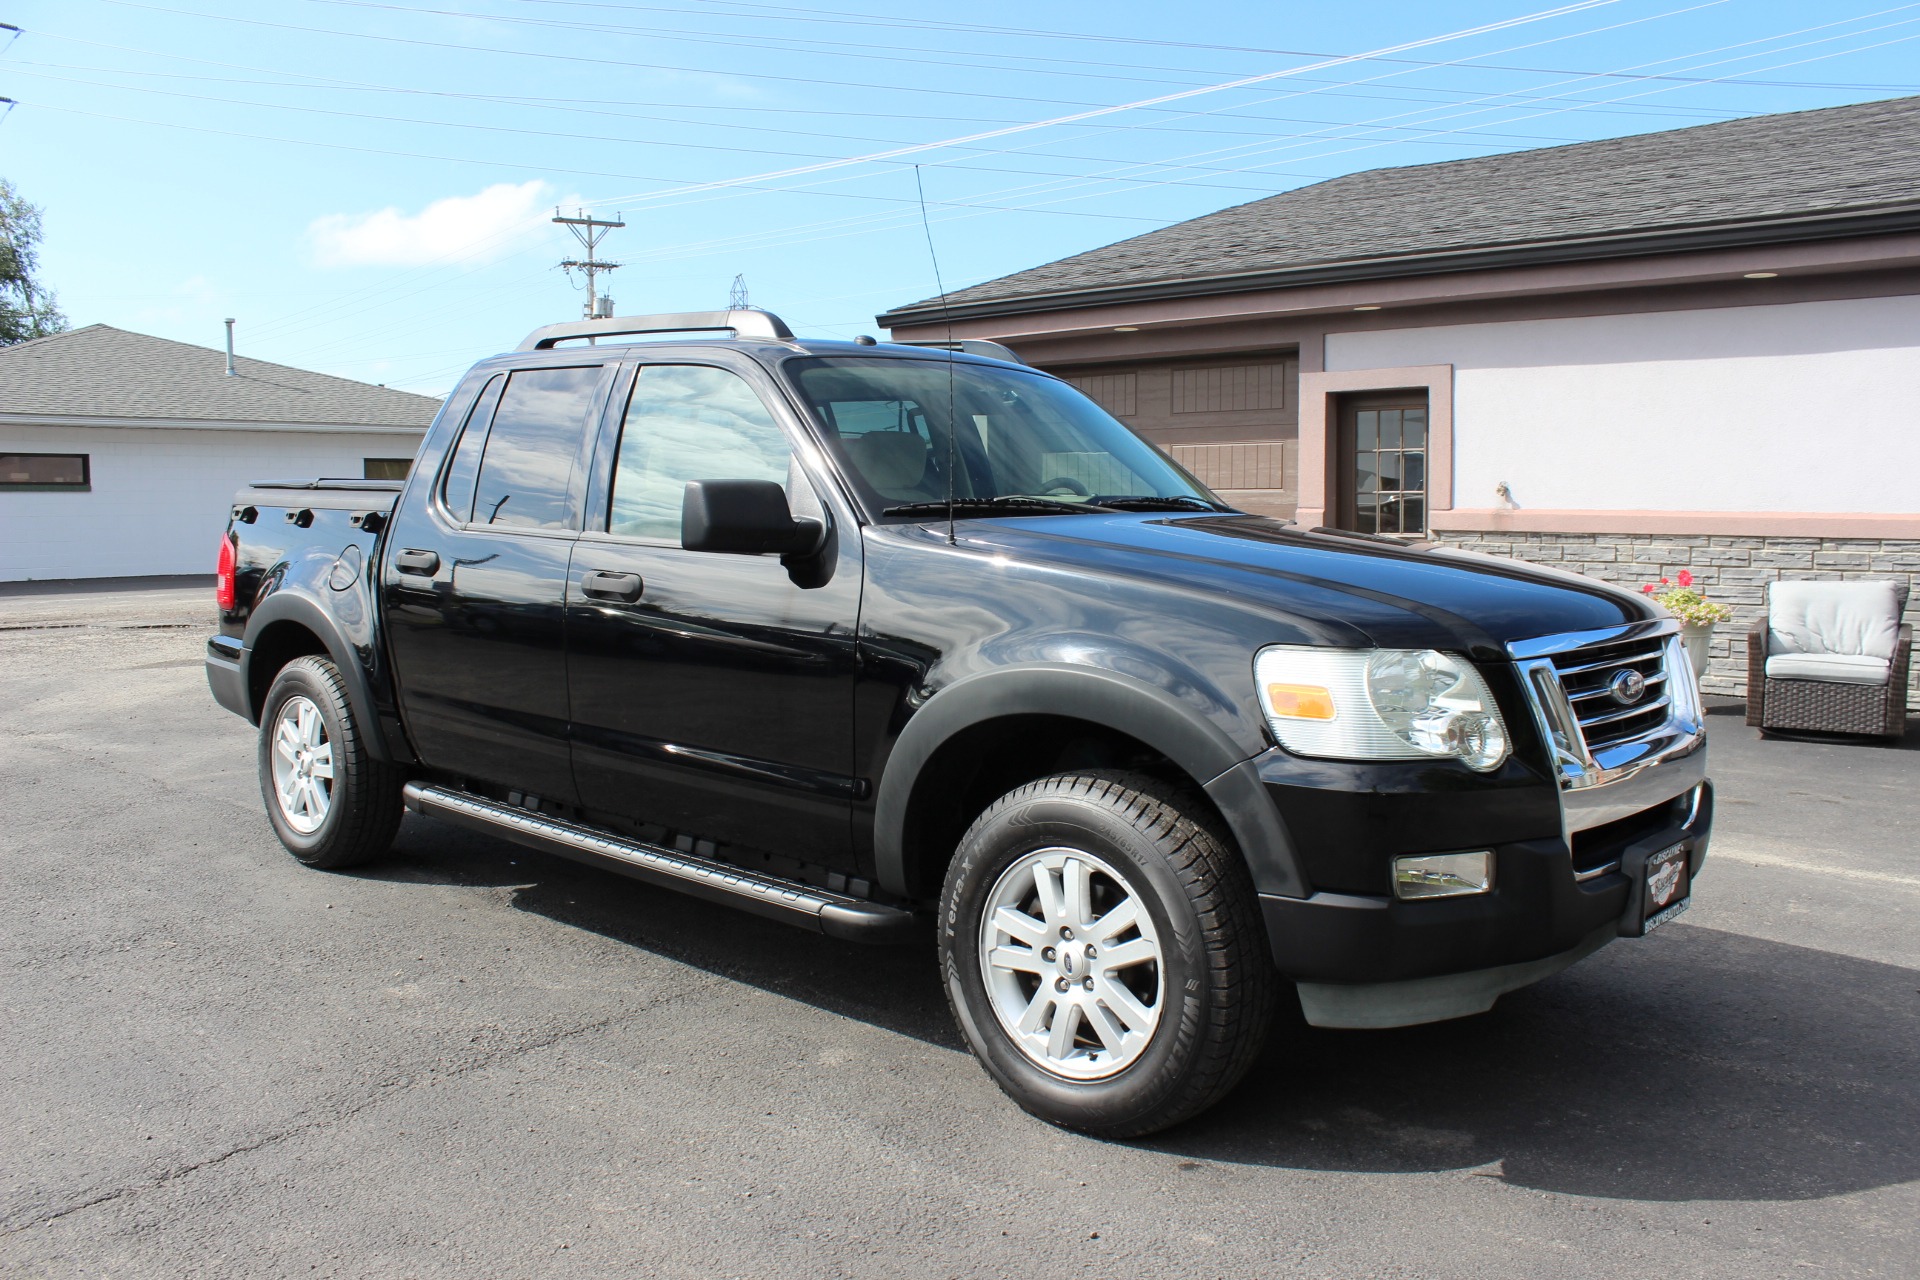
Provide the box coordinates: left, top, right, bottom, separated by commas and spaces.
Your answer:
2, 581, 1916, 1278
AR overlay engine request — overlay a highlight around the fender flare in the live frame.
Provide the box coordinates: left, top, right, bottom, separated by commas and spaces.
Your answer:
871, 664, 1306, 900
242, 590, 396, 762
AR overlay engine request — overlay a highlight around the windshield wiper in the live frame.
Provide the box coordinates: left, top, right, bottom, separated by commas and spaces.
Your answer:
883, 496, 1098, 517
1087, 495, 1226, 512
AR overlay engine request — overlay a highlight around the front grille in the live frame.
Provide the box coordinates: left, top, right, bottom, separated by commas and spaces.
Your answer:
1549, 636, 1671, 752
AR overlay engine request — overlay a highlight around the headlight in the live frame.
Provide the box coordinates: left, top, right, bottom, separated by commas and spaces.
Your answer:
1254, 646, 1510, 771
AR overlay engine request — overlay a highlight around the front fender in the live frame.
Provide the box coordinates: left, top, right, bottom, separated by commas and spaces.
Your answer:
871, 663, 1307, 900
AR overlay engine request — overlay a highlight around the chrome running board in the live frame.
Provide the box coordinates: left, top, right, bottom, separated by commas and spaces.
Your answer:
402, 783, 917, 945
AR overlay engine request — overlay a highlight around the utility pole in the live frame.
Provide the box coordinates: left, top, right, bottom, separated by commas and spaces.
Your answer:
553, 208, 625, 321
728, 274, 749, 310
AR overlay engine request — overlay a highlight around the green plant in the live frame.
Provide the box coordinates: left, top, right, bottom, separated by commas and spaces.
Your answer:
1641, 570, 1733, 626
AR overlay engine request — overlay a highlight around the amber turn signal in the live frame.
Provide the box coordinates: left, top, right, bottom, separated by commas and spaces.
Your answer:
1264, 683, 1337, 721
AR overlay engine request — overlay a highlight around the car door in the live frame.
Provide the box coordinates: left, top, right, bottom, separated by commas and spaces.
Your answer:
565, 356, 864, 874
382, 361, 611, 803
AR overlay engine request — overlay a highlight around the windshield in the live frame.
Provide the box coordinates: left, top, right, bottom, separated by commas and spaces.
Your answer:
784, 356, 1223, 516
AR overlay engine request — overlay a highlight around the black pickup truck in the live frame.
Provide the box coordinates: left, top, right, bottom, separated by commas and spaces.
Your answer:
208, 309, 1711, 1137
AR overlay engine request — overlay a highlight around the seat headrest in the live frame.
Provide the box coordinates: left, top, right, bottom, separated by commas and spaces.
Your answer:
844, 431, 930, 492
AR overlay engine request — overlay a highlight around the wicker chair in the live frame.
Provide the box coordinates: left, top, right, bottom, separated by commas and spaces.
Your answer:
1746, 580, 1911, 738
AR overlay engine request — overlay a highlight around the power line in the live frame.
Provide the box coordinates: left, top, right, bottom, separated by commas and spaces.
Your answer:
38, 0, 1908, 368
470, 0, 1920, 92
35, 24, 1840, 140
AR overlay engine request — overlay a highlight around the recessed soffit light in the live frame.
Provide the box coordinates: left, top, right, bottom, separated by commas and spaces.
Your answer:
1743, 272, 1779, 279
1113, 325, 1140, 332
1353, 305, 1383, 312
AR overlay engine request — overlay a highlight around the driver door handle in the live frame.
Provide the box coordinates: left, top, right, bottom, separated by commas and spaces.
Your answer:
395, 548, 440, 575
581, 569, 643, 602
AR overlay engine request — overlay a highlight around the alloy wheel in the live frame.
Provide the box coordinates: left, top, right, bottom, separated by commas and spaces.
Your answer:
977, 846, 1165, 1080
270, 695, 335, 835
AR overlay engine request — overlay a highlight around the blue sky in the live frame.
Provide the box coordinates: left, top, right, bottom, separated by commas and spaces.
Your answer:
3, 0, 1917, 394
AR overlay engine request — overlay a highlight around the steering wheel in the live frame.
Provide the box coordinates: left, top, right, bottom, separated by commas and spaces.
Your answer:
1036, 476, 1092, 498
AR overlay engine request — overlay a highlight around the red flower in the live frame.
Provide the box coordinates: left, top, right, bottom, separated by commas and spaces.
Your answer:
1641, 583, 1655, 594
1676, 569, 1694, 588
1660, 577, 1671, 586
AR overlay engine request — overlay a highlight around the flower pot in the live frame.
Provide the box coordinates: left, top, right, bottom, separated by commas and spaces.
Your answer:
1681, 622, 1713, 680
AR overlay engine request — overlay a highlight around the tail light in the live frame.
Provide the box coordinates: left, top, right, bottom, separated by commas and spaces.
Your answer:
216, 533, 237, 611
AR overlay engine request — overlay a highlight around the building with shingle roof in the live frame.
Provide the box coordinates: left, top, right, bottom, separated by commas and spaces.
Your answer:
881, 95, 1920, 326
879, 95, 1920, 702
2, 325, 441, 580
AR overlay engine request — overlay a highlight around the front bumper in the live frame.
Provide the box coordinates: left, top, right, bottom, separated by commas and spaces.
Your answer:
1264, 774, 1711, 1026
1249, 619, 1713, 1028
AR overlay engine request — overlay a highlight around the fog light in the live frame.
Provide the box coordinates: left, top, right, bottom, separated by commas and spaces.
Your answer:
1394, 851, 1493, 900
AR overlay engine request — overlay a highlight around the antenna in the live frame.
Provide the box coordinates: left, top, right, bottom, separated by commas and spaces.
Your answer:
912, 166, 959, 548
554, 208, 625, 322
728, 274, 749, 310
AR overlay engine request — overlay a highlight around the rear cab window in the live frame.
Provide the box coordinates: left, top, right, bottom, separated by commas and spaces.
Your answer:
448, 365, 605, 531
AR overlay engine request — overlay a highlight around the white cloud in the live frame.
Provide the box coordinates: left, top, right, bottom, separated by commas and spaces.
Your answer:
309, 181, 554, 268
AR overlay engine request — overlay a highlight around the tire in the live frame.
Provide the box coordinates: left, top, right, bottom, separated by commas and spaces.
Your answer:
938, 770, 1274, 1138
256, 655, 403, 870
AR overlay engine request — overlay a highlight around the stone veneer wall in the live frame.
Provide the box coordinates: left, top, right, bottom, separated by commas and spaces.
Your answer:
1426, 532, 1920, 710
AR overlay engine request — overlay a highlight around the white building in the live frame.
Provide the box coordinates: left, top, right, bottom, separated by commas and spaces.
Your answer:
0, 326, 440, 581
879, 95, 1920, 699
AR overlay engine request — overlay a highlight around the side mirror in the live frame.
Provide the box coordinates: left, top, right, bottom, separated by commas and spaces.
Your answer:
681, 479, 825, 556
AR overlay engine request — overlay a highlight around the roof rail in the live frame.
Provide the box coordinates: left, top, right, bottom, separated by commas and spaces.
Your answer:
895, 338, 1025, 365
516, 309, 796, 351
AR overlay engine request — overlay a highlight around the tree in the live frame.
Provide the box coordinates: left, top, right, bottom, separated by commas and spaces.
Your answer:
1, 178, 67, 345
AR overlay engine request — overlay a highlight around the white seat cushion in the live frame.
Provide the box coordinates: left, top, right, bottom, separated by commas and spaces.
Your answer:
1767, 580, 1903, 661
1765, 652, 1892, 685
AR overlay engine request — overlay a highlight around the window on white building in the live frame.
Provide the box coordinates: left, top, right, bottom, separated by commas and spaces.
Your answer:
1, 453, 91, 491
363, 458, 412, 481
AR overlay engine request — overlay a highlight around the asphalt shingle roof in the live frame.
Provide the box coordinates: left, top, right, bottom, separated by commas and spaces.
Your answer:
0, 324, 442, 427
880, 94, 1920, 324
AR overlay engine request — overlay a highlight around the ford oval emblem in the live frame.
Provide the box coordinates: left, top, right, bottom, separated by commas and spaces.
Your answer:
1608, 668, 1648, 706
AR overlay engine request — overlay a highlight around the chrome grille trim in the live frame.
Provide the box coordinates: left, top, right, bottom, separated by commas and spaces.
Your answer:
1506, 619, 1676, 661
1569, 671, 1667, 697
1576, 692, 1673, 730
1507, 619, 1706, 835
1555, 647, 1668, 677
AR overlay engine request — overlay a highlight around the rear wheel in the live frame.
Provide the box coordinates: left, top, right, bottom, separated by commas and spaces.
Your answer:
939, 771, 1274, 1137
257, 656, 403, 870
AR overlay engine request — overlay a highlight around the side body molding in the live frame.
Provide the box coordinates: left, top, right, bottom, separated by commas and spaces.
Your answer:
241, 588, 399, 762
869, 664, 1307, 901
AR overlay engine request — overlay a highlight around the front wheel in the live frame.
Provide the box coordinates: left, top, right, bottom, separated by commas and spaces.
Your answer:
257, 655, 403, 870
939, 771, 1274, 1137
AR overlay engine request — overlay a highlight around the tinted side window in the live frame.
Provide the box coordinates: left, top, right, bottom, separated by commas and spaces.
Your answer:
608, 365, 792, 541
471, 366, 602, 530
440, 374, 504, 523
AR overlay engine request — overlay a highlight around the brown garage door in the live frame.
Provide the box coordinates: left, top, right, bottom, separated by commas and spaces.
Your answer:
1052, 352, 1299, 518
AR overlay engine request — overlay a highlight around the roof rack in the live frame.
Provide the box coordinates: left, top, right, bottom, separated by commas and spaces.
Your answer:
895, 338, 1025, 365
516, 309, 796, 351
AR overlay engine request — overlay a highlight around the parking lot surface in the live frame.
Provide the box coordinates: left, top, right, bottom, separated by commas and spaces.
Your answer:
3, 581, 1917, 1278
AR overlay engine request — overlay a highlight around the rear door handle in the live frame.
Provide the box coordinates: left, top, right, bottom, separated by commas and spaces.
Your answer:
395, 549, 440, 575
581, 570, 643, 602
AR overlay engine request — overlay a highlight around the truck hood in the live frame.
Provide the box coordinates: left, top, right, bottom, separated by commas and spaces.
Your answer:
960, 512, 1658, 658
